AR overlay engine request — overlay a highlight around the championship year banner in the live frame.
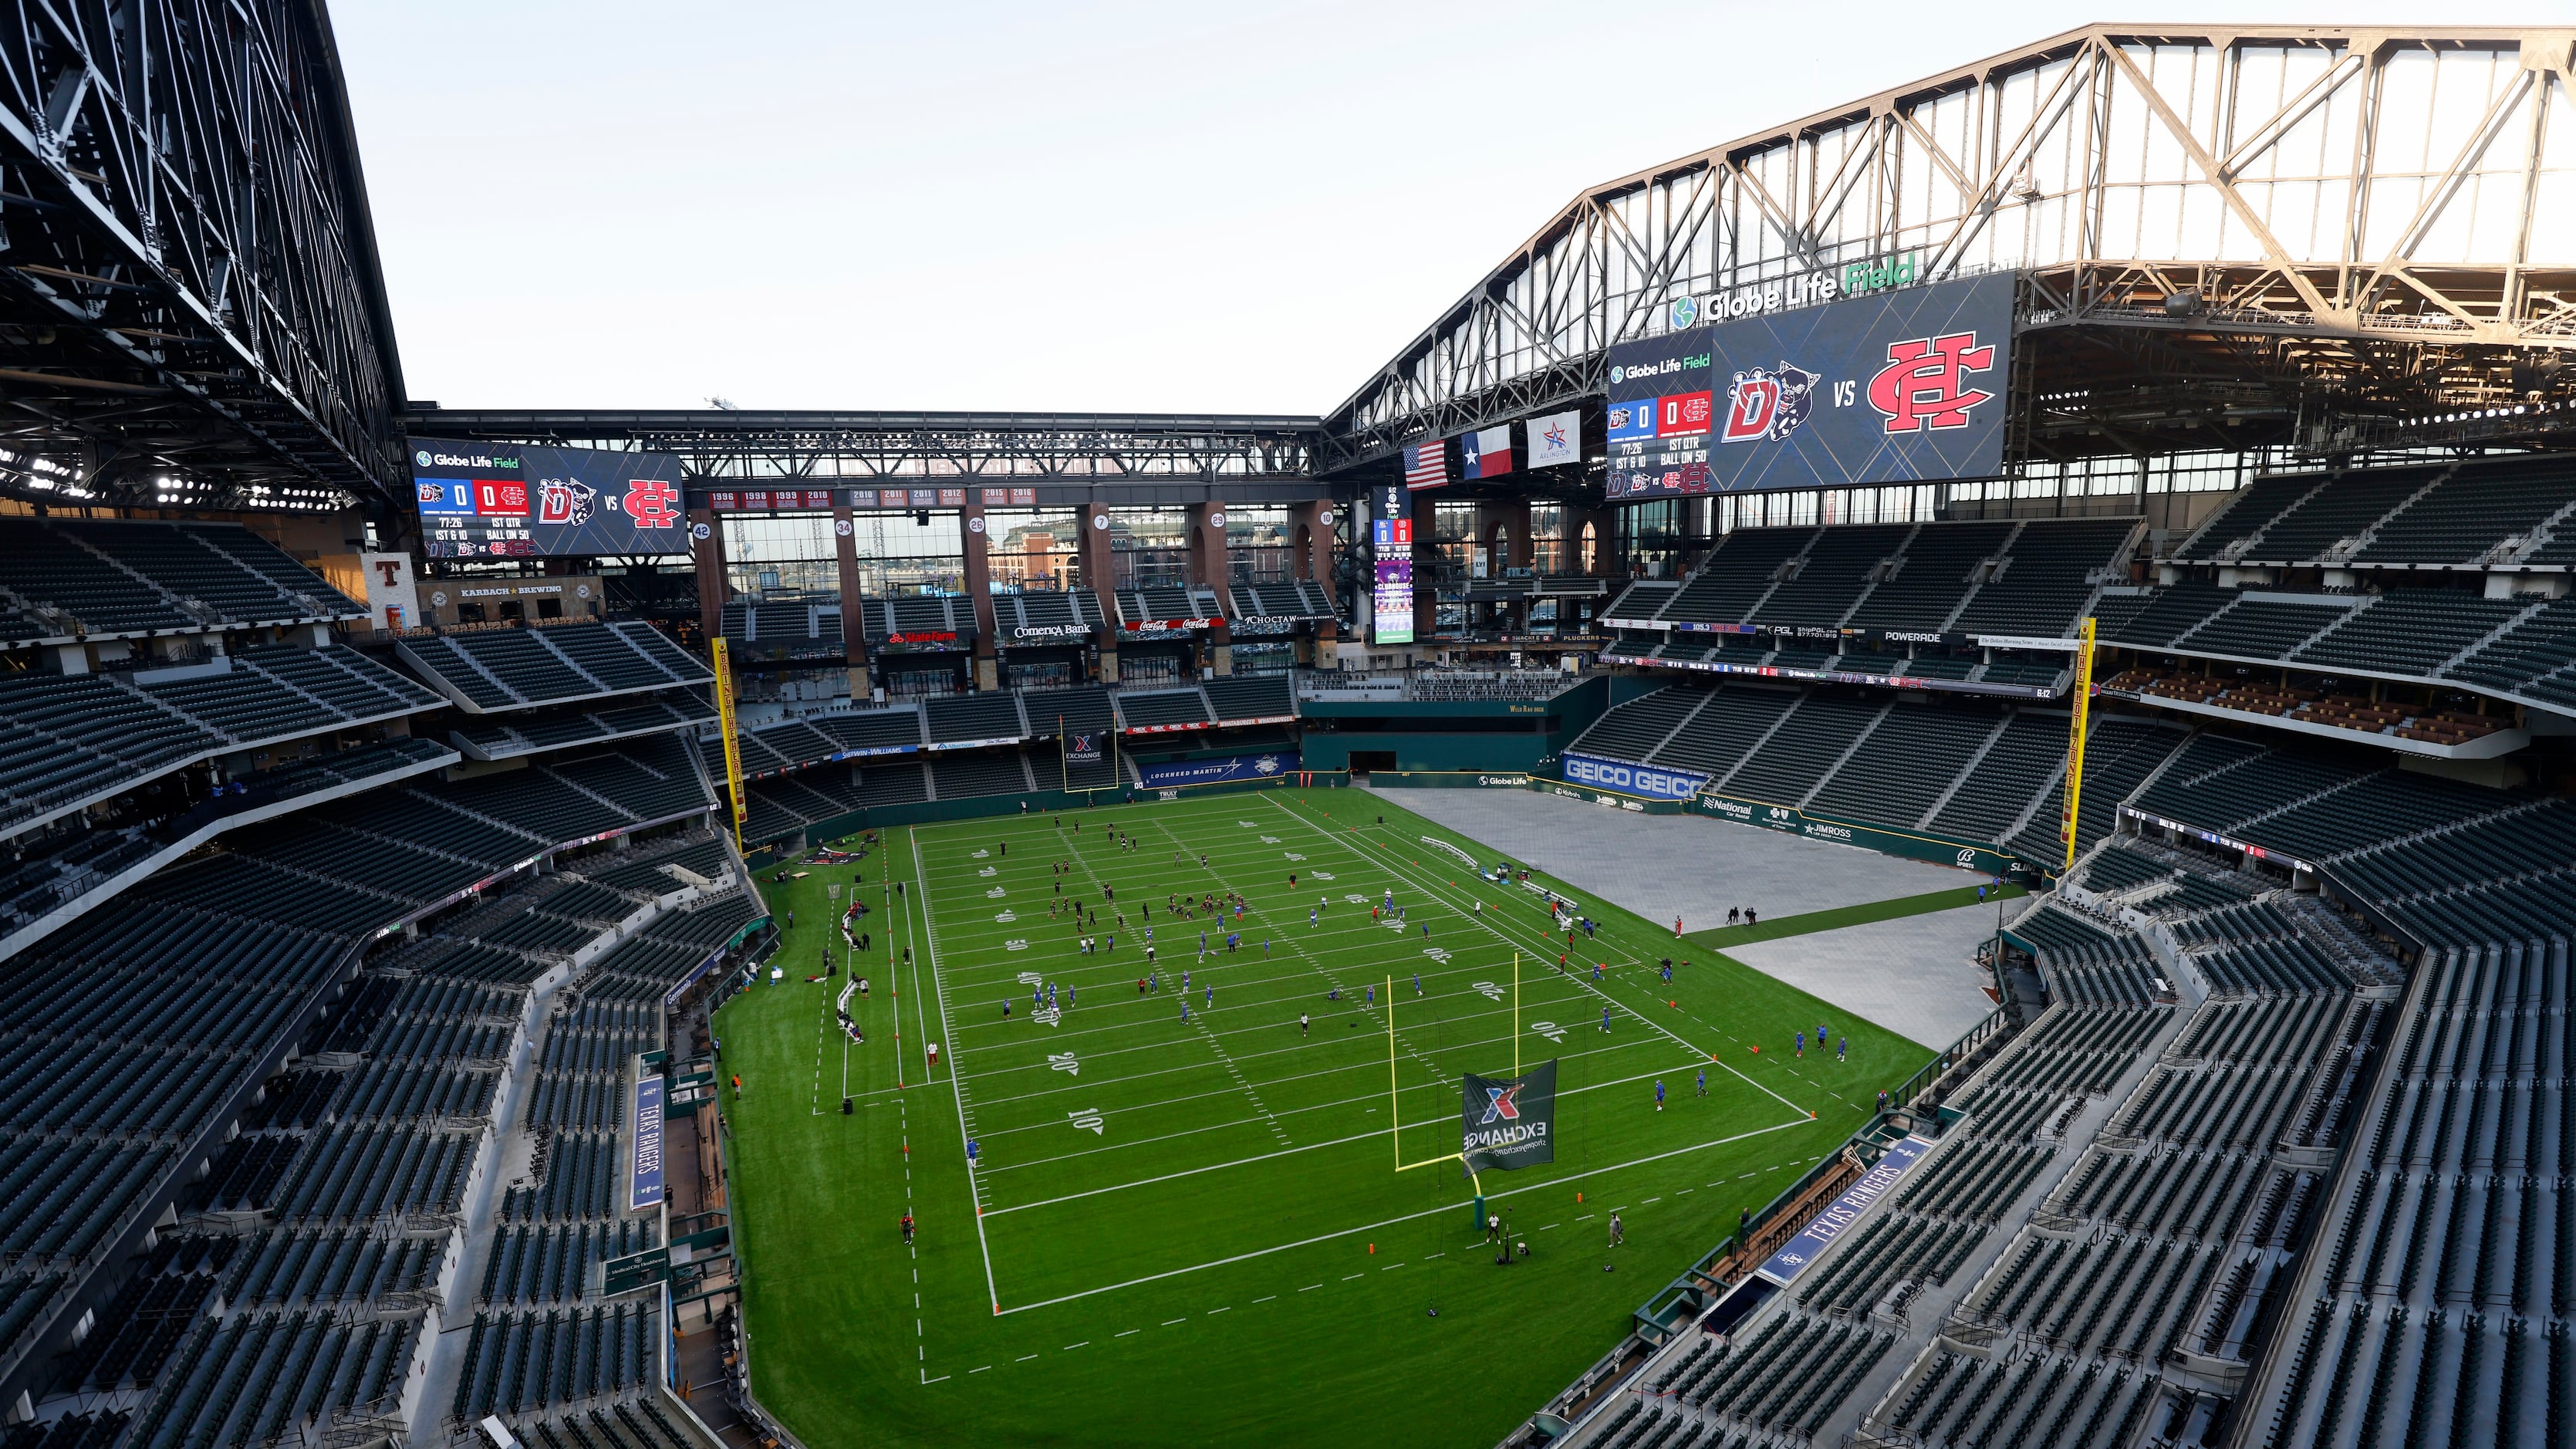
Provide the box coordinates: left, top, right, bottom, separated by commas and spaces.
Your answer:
1560, 752, 1710, 802
1134, 752, 1298, 789
1461, 1059, 1557, 1175
1756, 1135, 1933, 1285
1603, 272, 2014, 501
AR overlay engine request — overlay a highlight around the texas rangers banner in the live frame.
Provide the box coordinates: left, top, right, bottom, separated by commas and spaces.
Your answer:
1134, 752, 1298, 789
1756, 1135, 1933, 1285
1525, 409, 1582, 469
1461, 1060, 1557, 1175
1460, 424, 1514, 480
1603, 271, 2014, 500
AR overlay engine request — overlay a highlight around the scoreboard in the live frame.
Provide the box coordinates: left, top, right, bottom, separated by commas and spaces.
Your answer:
410, 437, 690, 559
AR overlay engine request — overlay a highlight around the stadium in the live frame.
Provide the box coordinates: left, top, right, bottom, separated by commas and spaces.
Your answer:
0, 10, 2572, 1449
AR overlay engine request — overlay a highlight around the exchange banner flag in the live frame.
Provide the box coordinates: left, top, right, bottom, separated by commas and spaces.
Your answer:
1526, 409, 1582, 468
1460, 424, 1515, 479
1460, 1059, 1557, 1175
1063, 731, 1103, 765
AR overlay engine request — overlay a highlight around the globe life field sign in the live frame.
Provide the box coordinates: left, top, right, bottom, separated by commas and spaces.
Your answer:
411, 437, 691, 559
1604, 272, 2015, 500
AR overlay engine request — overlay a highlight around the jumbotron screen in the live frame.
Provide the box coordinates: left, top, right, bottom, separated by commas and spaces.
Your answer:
1603, 271, 2014, 500
410, 437, 690, 559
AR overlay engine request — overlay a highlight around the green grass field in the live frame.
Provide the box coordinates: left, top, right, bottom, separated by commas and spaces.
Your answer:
716, 786, 1936, 1447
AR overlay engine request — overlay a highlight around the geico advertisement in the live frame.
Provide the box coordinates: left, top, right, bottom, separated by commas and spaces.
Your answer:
1559, 753, 1708, 800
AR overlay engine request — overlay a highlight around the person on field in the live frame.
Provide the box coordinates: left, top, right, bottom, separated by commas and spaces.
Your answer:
1608, 1213, 1624, 1248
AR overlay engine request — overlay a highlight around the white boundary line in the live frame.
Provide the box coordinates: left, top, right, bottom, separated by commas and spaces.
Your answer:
913, 826, 1001, 1313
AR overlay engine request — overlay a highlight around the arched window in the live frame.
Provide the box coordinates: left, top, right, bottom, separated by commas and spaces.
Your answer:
1578, 522, 1598, 573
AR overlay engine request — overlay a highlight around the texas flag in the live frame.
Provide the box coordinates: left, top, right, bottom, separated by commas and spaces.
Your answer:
1459, 425, 1515, 480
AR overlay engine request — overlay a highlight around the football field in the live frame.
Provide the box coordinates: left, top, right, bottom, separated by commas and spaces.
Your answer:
717, 786, 1935, 1447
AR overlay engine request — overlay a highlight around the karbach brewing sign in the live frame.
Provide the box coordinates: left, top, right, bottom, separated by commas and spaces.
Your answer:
1605, 272, 2014, 499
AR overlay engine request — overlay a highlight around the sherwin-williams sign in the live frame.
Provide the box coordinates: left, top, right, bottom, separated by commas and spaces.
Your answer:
1604, 272, 2014, 500
1757, 1135, 1933, 1285
1560, 752, 1710, 802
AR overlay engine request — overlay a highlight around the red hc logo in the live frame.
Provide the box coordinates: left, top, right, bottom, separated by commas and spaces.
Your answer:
1867, 332, 1995, 433
623, 478, 680, 528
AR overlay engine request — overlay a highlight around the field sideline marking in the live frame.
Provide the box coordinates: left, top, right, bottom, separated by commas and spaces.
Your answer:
913, 827, 1002, 1313
992, 1116, 1810, 1316
1267, 794, 1815, 1118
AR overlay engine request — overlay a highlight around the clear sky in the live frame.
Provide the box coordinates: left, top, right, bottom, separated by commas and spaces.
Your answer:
336, 2, 2570, 417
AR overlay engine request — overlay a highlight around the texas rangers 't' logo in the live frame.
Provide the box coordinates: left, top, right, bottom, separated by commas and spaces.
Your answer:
1479, 1082, 1525, 1126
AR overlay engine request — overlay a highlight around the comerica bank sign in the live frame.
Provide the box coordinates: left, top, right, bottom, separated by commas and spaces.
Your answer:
1561, 752, 1709, 802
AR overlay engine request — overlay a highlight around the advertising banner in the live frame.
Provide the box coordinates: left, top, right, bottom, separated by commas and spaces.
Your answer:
1064, 731, 1105, 765
412, 436, 689, 559
1460, 1059, 1557, 1175
1756, 1136, 1933, 1285
1603, 272, 2014, 500
1560, 752, 1710, 801
1135, 752, 1298, 789
1692, 792, 2038, 881
629, 1071, 667, 1211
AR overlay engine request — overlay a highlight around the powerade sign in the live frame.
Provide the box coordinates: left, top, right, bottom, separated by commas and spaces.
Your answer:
1560, 752, 1708, 801
413, 436, 690, 559
1135, 752, 1298, 789
1604, 272, 2014, 499
1757, 1135, 1932, 1285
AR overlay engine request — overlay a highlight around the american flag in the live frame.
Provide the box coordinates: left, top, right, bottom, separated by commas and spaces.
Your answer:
1402, 439, 1448, 490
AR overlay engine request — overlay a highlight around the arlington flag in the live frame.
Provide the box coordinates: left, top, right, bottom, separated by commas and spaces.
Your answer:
1526, 409, 1582, 469
1460, 1059, 1558, 1175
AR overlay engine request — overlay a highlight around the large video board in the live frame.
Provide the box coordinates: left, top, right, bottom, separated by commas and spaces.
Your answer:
410, 437, 690, 559
1603, 272, 2014, 501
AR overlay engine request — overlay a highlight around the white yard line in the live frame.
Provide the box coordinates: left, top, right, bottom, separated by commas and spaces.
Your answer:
913, 827, 1002, 1314
992, 1116, 1812, 1316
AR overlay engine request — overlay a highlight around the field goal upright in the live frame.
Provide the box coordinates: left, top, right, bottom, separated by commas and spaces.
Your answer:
1386, 953, 1519, 1195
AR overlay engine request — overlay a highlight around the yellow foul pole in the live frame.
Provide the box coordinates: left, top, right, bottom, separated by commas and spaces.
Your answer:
711, 636, 748, 853
2061, 616, 2095, 875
